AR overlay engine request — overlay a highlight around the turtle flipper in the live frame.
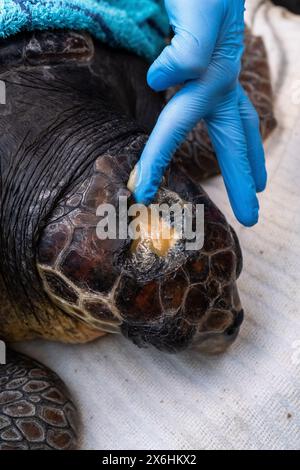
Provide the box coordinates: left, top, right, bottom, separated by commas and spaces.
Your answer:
0, 350, 78, 450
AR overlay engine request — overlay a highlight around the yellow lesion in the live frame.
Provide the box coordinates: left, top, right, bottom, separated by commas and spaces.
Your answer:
128, 167, 179, 258
130, 207, 179, 257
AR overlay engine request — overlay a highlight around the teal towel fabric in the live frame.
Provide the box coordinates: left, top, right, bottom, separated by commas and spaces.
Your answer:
0, 0, 169, 61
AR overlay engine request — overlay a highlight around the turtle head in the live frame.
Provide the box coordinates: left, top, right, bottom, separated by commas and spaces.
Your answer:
37, 144, 244, 354
117, 175, 244, 355
0, 29, 243, 351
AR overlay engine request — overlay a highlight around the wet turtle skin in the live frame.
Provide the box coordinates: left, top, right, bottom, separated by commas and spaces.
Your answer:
0, 29, 275, 449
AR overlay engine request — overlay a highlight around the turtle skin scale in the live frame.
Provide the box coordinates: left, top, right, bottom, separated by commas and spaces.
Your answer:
0, 29, 276, 450
0, 351, 77, 450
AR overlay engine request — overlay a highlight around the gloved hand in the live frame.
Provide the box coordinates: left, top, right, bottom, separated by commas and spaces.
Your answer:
132, 0, 266, 226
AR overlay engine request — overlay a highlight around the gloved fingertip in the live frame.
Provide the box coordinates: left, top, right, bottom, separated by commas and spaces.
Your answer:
255, 168, 268, 193
236, 207, 259, 227
133, 191, 146, 205
133, 184, 156, 207
147, 67, 168, 92
132, 190, 142, 204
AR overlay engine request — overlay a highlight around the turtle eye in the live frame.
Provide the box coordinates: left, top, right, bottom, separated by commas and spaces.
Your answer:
225, 326, 237, 337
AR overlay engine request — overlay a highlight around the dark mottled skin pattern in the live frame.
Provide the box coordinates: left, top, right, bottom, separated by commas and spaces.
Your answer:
0, 30, 276, 449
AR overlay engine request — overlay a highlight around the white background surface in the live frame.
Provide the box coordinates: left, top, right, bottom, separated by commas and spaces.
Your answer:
16, 1, 300, 450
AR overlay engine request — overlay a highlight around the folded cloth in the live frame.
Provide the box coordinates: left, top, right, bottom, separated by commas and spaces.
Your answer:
0, 0, 169, 61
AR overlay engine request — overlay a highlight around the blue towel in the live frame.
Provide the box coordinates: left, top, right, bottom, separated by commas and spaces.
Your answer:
0, 0, 169, 61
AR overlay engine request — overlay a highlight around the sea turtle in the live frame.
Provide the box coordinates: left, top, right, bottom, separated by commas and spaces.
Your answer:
0, 28, 276, 450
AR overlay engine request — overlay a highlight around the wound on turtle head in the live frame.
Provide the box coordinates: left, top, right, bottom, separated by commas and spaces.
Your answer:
128, 167, 179, 257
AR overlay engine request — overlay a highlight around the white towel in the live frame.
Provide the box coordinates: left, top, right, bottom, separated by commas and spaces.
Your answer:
16, 0, 300, 450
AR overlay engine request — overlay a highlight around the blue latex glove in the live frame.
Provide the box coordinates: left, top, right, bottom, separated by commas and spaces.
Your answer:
133, 0, 267, 227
